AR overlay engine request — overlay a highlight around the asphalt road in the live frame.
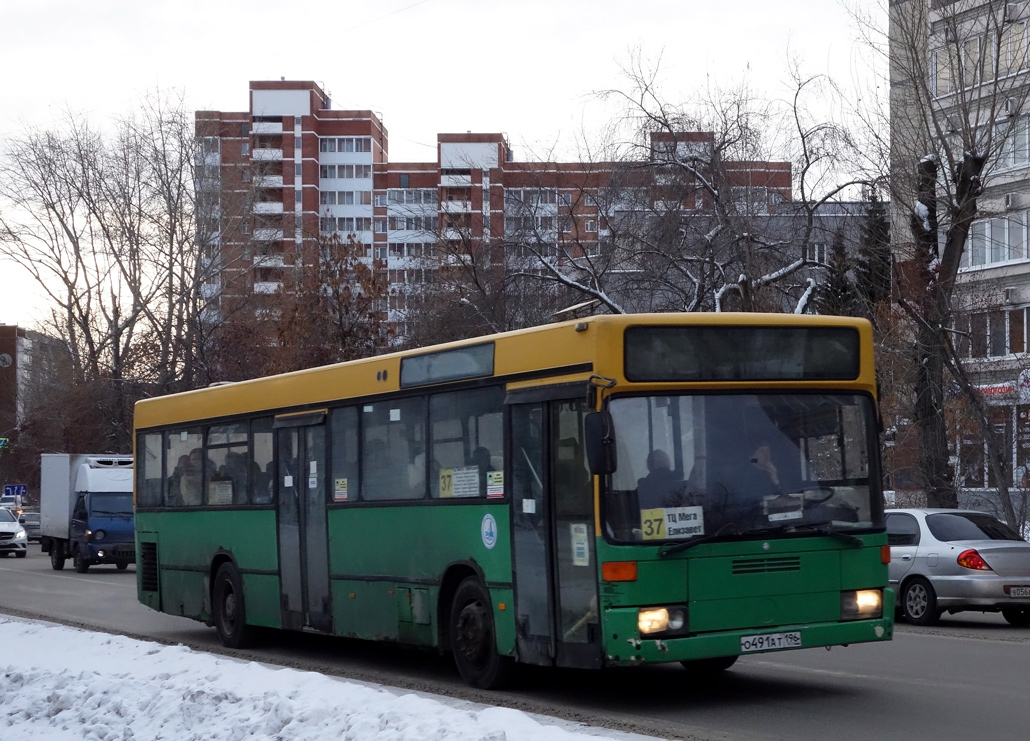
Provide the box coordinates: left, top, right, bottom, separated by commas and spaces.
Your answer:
2, 546, 1028, 740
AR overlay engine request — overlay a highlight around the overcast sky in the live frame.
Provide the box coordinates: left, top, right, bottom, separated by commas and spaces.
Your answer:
0, 0, 885, 327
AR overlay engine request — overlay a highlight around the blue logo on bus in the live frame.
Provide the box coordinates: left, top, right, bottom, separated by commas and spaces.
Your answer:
481, 514, 498, 550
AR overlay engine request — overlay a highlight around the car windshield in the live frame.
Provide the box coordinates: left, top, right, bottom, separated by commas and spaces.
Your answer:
602, 392, 882, 544
925, 512, 1024, 542
89, 493, 134, 516
0, 509, 15, 523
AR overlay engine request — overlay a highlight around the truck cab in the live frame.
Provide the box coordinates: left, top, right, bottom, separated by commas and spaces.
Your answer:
69, 487, 135, 572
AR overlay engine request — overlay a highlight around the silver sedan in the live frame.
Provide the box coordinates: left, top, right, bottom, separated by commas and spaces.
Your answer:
886, 508, 1030, 626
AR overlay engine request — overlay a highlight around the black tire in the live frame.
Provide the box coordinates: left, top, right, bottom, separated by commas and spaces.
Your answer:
681, 655, 739, 673
15, 551, 27, 559
1002, 607, 1030, 627
0, 552, 9, 558
450, 577, 511, 689
50, 542, 65, 571
212, 563, 256, 649
902, 577, 938, 626
116, 562, 129, 571
73, 547, 90, 573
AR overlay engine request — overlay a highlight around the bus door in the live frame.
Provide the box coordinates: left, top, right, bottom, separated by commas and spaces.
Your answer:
274, 412, 332, 633
509, 394, 601, 669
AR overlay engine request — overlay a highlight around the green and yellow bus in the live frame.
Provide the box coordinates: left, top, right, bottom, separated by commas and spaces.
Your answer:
134, 313, 893, 688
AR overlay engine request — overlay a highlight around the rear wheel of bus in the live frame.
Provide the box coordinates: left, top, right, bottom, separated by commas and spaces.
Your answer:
212, 562, 257, 649
450, 577, 511, 689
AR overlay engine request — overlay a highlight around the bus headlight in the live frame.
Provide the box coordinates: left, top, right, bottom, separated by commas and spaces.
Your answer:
638, 606, 688, 635
841, 589, 883, 620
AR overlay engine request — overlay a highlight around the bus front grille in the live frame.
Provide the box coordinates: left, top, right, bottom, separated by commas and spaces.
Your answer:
731, 556, 801, 574
140, 542, 159, 592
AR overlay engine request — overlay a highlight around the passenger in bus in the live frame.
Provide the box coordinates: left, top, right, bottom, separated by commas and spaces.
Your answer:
179, 448, 203, 506
636, 449, 682, 510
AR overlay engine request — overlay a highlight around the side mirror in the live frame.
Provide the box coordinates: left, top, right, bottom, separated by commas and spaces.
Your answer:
18, 516, 25, 524
584, 411, 617, 475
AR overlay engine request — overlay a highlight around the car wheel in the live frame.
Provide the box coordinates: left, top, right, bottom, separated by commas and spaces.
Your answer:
902, 577, 938, 626
0, 552, 9, 558
116, 562, 129, 571
73, 547, 90, 573
212, 562, 256, 649
681, 655, 739, 674
15, 551, 26, 559
1002, 607, 1030, 627
450, 577, 512, 689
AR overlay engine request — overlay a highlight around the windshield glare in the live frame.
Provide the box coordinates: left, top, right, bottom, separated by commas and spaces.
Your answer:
603, 393, 880, 543
89, 493, 134, 515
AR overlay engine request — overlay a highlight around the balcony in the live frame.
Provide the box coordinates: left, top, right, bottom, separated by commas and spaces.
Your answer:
253, 254, 285, 267
252, 148, 283, 161
441, 174, 472, 187
253, 281, 283, 294
253, 122, 283, 135
253, 202, 284, 215
440, 200, 472, 213
253, 228, 284, 241
199, 283, 220, 300
254, 175, 284, 188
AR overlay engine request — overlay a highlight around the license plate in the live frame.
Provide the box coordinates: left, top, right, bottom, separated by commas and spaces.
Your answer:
1010, 586, 1030, 598
740, 631, 802, 652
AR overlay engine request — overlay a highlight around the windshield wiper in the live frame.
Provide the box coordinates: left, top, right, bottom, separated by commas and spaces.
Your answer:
748, 520, 863, 547
658, 522, 740, 558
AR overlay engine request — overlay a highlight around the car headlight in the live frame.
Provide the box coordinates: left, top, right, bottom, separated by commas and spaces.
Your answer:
93, 529, 106, 541
638, 606, 689, 635
841, 589, 883, 620
15, 529, 26, 539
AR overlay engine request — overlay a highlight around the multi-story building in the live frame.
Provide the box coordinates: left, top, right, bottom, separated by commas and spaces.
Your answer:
890, 1, 1030, 493
201, 80, 866, 341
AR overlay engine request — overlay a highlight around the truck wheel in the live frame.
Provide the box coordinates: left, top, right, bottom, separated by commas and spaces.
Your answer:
50, 542, 65, 571
213, 563, 256, 649
73, 547, 90, 573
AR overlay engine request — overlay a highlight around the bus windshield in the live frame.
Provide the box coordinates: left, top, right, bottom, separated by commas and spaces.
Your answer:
602, 392, 881, 543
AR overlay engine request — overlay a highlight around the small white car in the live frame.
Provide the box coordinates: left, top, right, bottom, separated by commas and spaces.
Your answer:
0, 507, 28, 558
886, 508, 1030, 627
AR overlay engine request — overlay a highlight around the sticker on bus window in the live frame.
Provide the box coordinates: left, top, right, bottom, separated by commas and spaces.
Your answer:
571, 523, 590, 566
334, 478, 348, 502
641, 506, 705, 540
486, 470, 504, 498
208, 480, 233, 506
389, 408, 401, 422
308, 476, 318, 490
522, 498, 536, 514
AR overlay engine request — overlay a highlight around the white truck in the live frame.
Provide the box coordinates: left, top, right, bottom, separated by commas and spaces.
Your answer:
40, 454, 135, 572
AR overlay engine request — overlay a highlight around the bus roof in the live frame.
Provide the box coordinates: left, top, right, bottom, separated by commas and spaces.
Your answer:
134, 313, 875, 430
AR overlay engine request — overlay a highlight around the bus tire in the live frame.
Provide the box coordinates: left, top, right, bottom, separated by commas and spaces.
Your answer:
450, 577, 511, 689
50, 541, 65, 571
73, 546, 90, 573
902, 577, 939, 626
213, 563, 256, 649
680, 655, 738, 674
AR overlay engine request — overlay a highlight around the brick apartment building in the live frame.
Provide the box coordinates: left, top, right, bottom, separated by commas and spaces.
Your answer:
199, 80, 840, 339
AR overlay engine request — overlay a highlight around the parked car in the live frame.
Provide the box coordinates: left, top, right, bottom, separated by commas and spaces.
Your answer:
0, 506, 28, 558
18, 511, 40, 542
886, 508, 1030, 627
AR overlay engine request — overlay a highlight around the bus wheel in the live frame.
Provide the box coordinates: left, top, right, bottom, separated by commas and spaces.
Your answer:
902, 577, 939, 626
450, 577, 511, 689
680, 656, 738, 674
50, 542, 65, 571
213, 563, 256, 649
73, 547, 90, 573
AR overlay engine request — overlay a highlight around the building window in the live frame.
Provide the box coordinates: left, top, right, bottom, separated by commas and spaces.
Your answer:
295, 164, 302, 179
241, 168, 251, 183
375, 194, 388, 207
805, 243, 827, 264
320, 165, 336, 179
241, 143, 250, 156
320, 138, 337, 153
584, 219, 597, 233
375, 219, 387, 233
400, 174, 409, 188
964, 212, 1027, 269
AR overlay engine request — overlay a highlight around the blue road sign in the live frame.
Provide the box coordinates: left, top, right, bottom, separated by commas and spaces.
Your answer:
3, 484, 27, 498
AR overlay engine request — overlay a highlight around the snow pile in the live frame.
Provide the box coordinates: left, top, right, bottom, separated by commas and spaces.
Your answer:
0, 618, 648, 740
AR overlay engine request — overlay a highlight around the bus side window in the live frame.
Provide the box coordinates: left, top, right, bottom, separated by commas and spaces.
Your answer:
362, 398, 425, 501
252, 417, 274, 504
329, 408, 358, 503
